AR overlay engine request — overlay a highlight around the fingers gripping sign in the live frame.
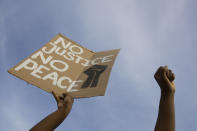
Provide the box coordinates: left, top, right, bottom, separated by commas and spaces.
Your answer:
154, 66, 176, 93
52, 91, 74, 109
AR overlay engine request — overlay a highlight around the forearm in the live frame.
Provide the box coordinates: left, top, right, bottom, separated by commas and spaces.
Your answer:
30, 107, 71, 131
154, 92, 175, 131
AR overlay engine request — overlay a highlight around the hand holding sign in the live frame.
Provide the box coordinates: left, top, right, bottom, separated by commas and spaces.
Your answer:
30, 91, 74, 131
52, 91, 73, 110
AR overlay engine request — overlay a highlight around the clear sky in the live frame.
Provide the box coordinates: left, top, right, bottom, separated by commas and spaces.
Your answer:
0, 0, 197, 131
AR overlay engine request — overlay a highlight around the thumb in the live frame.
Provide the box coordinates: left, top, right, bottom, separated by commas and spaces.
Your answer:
58, 103, 64, 108
52, 91, 59, 102
162, 71, 171, 84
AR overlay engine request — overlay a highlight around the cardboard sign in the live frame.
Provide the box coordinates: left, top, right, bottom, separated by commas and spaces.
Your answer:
8, 34, 120, 98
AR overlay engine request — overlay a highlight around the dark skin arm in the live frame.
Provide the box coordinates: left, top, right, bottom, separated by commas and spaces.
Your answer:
30, 92, 74, 131
154, 66, 176, 131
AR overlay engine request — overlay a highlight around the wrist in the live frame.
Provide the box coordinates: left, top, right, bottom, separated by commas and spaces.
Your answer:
57, 107, 72, 117
58, 105, 72, 112
160, 86, 176, 94
161, 90, 175, 97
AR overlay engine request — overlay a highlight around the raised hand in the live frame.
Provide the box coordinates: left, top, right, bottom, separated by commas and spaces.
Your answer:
154, 66, 176, 93
30, 92, 74, 131
154, 66, 176, 131
52, 91, 74, 110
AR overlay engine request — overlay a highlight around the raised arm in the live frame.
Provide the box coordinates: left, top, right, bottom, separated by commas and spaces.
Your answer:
30, 92, 74, 131
154, 66, 176, 131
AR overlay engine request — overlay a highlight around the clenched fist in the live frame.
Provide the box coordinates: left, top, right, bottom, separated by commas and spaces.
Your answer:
154, 66, 176, 94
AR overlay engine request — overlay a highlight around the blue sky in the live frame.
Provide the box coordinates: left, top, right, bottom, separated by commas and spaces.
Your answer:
0, 0, 197, 130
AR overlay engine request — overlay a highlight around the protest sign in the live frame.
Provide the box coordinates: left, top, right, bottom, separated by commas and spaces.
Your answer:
8, 34, 120, 98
